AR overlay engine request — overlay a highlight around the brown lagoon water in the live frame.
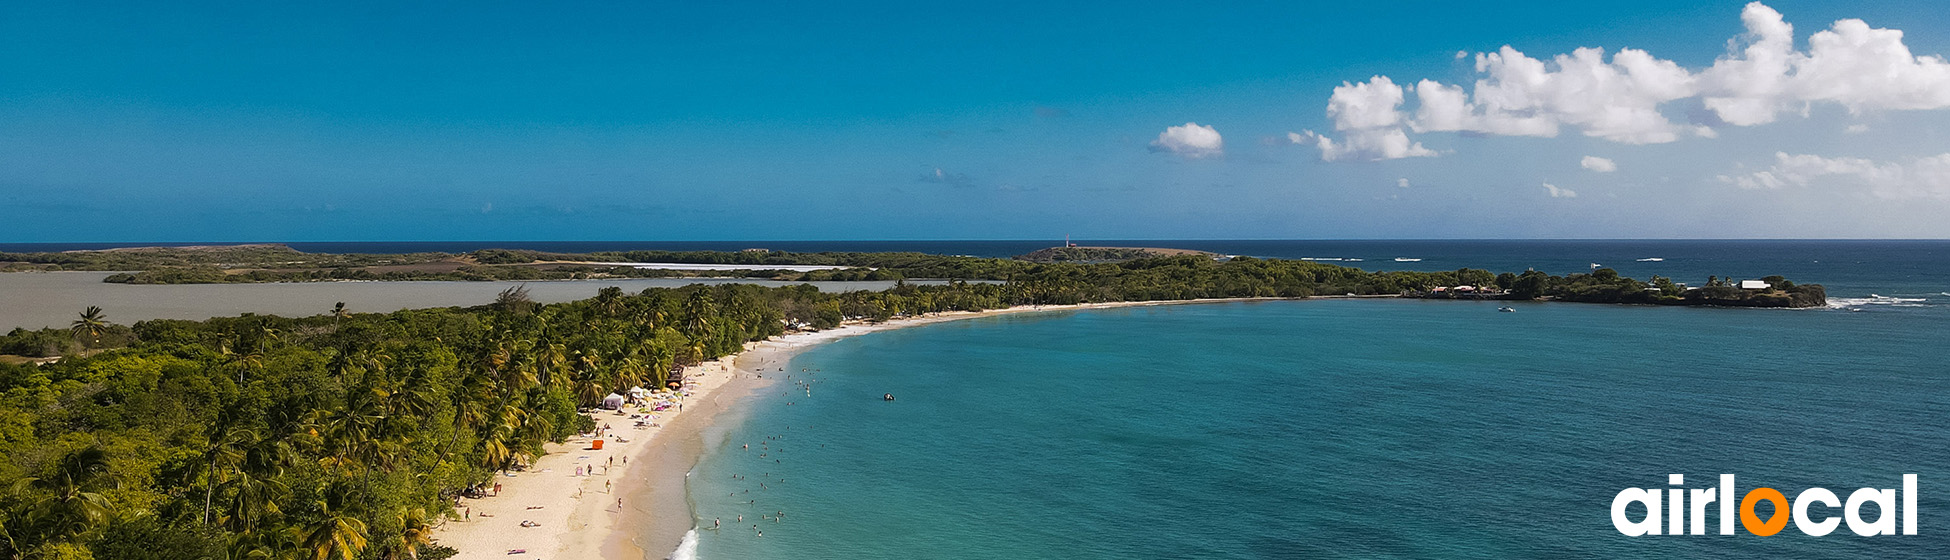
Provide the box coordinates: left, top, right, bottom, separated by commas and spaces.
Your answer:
0, 272, 927, 330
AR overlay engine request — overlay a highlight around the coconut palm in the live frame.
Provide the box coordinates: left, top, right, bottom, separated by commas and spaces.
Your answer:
492, 285, 534, 315
218, 470, 288, 535
1, 514, 19, 560
595, 286, 625, 317
330, 302, 349, 326
301, 486, 368, 560
376, 507, 433, 560
18, 447, 114, 542
68, 306, 108, 348
203, 426, 256, 525
220, 338, 265, 385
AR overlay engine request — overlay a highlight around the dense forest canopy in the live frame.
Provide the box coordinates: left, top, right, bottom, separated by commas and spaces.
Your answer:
0, 255, 1822, 559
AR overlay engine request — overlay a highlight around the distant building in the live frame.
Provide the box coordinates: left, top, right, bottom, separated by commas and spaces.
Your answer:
1740, 280, 1771, 290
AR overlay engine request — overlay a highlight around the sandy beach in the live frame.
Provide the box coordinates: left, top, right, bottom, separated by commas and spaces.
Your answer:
430, 299, 1282, 560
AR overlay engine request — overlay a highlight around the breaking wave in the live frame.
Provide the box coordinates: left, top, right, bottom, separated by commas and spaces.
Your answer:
1828, 294, 1931, 309
668, 528, 698, 560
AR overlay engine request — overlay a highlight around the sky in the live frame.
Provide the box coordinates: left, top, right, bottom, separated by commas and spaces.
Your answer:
4, 1, 1950, 242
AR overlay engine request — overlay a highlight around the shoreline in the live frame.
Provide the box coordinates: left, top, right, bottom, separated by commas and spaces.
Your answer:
429, 297, 1287, 560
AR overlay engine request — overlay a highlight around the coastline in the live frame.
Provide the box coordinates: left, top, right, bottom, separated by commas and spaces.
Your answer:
429, 298, 1286, 560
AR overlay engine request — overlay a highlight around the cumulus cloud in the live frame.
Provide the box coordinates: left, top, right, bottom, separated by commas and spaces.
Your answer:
1397, 178, 1411, 188
1542, 182, 1578, 198
1303, 2, 1950, 161
1581, 156, 1618, 172
1151, 122, 1224, 158
1292, 77, 1437, 161
1720, 152, 1950, 199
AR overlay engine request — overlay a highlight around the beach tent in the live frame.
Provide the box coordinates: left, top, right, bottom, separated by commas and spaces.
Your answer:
602, 393, 626, 410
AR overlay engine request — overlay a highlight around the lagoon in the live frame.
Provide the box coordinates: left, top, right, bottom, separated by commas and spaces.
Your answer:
0, 272, 932, 331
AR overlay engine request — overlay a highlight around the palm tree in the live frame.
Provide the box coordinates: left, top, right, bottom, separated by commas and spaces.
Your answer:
595, 286, 625, 317
1, 514, 19, 560
69, 306, 108, 348
493, 285, 534, 315
203, 426, 256, 525
218, 469, 288, 535
377, 508, 433, 560
220, 338, 265, 385
302, 486, 369, 560
19, 447, 114, 542
331, 302, 350, 327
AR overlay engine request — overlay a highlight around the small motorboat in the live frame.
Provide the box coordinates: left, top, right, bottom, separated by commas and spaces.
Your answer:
1498, 306, 1516, 313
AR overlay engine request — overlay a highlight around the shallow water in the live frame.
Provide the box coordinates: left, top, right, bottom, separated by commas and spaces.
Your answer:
689, 298, 1947, 559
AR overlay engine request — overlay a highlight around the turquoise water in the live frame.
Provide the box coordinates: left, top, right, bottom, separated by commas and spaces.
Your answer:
688, 298, 1947, 558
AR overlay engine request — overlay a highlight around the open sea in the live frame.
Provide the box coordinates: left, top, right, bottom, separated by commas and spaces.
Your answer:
676, 240, 1949, 559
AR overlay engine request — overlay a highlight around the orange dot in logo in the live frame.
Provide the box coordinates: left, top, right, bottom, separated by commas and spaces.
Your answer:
1740, 488, 1790, 536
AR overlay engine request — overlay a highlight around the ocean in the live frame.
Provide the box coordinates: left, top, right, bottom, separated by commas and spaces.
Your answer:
680, 241, 1949, 559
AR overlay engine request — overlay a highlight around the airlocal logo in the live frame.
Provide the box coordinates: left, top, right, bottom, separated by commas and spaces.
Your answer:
1612, 474, 1917, 536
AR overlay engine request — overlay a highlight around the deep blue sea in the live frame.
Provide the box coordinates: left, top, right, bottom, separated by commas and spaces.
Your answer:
672, 241, 1949, 559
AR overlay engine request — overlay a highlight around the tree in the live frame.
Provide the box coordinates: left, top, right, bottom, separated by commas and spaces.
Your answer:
331, 302, 350, 327
202, 426, 256, 525
493, 285, 535, 315
68, 307, 108, 348
595, 286, 625, 317
19, 447, 115, 544
302, 486, 369, 560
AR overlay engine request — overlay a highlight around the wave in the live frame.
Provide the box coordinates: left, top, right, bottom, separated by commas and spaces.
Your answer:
1828, 295, 1930, 309
1300, 257, 1345, 261
1635, 257, 1664, 262
1394, 257, 1422, 262
669, 528, 699, 560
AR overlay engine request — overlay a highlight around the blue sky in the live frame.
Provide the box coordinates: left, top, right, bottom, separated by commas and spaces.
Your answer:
4, 1, 1950, 241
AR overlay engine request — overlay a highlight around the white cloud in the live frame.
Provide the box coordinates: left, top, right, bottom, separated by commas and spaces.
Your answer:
1581, 156, 1618, 173
1397, 178, 1411, 188
1294, 77, 1437, 161
1845, 124, 1870, 134
1721, 152, 1950, 199
1413, 46, 1698, 144
1151, 122, 1224, 158
1307, 2, 1950, 161
1543, 182, 1578, 198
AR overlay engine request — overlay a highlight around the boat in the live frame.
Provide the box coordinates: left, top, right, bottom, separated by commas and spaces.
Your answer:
1498, 306, 1515, 313
1394, 257, 1422, 262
